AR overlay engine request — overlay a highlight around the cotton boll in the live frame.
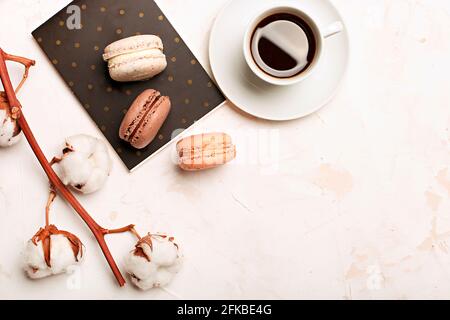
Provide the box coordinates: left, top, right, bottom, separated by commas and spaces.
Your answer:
24, 240, 53, 279
125, 234, 182, 290
24, 226, 84, 280
59, 152, 93, 185
148, 239, 180, 267
48, 235, 84, 274
0, 108, 21, 147
126, 252, 159, 289
55, 134, 112, 194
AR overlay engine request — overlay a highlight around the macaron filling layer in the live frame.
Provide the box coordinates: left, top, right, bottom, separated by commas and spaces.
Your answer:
107, 49, 166, 68
180, 145, 236, 162
103, 35, 164, 61
122, 92, 167, 145
130, 96, 168, 146
122, 91, 160, 142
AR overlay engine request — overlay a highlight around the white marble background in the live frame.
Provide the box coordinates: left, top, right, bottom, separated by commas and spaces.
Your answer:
0, 0, 449, 299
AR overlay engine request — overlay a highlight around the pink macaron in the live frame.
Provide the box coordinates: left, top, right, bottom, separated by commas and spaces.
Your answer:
119, 89, 171, 149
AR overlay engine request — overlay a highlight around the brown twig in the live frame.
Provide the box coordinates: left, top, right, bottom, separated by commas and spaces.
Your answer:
2, 52, 35, 94
45, 190, 57, 227
105, 225, 142, 240
0, 48, 133, 287
49, 157, 61, 166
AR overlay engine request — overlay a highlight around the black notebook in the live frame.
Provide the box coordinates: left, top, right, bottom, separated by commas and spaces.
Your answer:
32, 0, 225, 170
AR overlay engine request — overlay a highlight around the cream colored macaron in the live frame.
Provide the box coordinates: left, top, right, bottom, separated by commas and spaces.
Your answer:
103, 35, 167, 82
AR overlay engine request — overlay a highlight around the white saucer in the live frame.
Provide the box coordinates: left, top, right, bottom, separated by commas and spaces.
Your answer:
209, 0, 349, 121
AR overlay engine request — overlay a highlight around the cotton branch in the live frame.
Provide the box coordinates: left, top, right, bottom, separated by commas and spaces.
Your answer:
0, 48, 136, 287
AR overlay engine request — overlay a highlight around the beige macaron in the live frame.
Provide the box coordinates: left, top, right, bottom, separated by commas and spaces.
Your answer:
119, 89, 171, 149
176, 133, 236, 171
103, 35, 167, 82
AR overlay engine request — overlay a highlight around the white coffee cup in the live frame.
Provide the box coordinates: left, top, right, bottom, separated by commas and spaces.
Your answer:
243, 5, 344, 86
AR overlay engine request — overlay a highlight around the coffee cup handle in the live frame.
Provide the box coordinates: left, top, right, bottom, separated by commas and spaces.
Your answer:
323, 21, 344, 38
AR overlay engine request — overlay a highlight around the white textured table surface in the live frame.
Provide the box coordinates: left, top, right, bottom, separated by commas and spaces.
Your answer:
0, 0, 449, 300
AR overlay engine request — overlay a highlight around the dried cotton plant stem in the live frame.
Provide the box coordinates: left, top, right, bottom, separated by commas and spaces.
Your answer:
49, 157, 61, 166
2, 52, 35, 94
45, 190, 57, 227
105, 225, 142, 240
0, 48, 134, 287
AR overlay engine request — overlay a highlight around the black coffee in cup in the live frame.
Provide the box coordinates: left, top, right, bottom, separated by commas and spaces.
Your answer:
250, 13, 317, 79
